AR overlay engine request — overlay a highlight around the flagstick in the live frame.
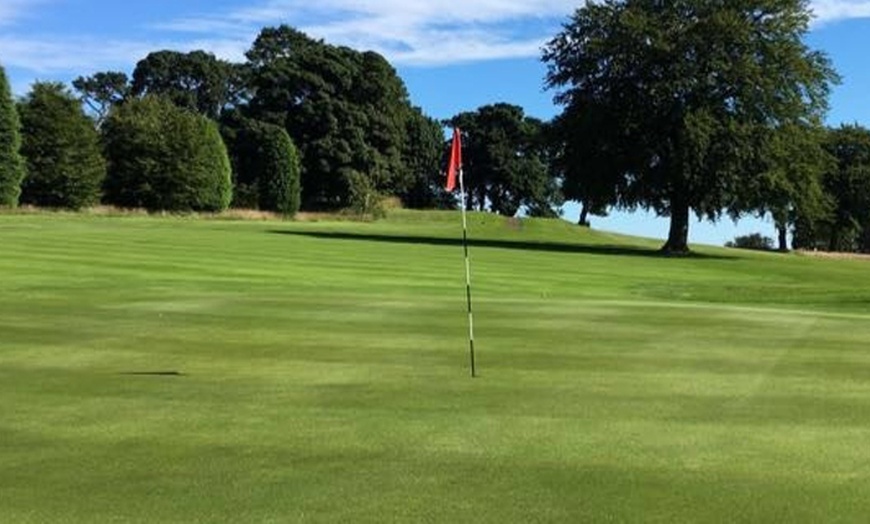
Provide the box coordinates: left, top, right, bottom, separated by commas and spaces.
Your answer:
458, 167, 477, 378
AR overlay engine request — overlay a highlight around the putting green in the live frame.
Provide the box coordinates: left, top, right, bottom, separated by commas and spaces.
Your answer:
1, 211, 869, 522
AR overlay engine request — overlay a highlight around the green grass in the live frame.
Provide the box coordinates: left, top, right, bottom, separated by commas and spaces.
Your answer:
2, 210, 870, 522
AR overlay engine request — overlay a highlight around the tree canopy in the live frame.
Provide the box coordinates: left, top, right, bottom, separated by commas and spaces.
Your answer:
752, 122, 832, 250
794, 125, 870, 252
18, 82, 106, 209
72, 71, 130, 125
0, 63, 26, 207
447, 103, 561, 217
245, 26, 417, 210
544, 0, 838, 252
400, 107, 453, 210
131, 50, 239, 119
102, 96, 232, 212
549, 109, 620, 226
222, 114, 301, 215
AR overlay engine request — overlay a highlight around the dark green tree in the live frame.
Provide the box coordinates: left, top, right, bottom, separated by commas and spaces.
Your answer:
72, 71, 130, 125
794, 125, 870, 252
0, 64, 26, 207
726, 233, 775, 251
549, 107, 622, 226
102, 96, 231, 212
749, 123, 832, 251
18, 82, 106, 209
246, 26, 414, 210
131, 50, 237, 119
448, 103, 560, 217
400, 107, 452, 209
222, 114, 301, 215
544, 0, 838, 253
353, 51, 414, 195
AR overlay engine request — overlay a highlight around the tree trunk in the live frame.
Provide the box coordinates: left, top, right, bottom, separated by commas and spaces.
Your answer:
777, 225, 789, 252
661, 199, 690, 254
578, 203, 590, 227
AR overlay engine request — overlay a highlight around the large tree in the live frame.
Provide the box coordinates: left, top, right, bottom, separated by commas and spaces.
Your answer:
0, 64, 26, 207
245, 26, 415, 210
72, 71, 130, 125
544, 0, 837, 253
749, 123, 832, 251
221, 113, 301, 215
18, 82, 106, 209
549, 109, 621, 226
401, 107, 453, 209
448, 103, 560, 217
102, 96, 232, 212
794, 125, 870, 252
131, 50, 239, 119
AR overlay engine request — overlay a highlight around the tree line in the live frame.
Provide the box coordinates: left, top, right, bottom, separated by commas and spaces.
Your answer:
0, 25, 561, 220
1, 1, 869, 253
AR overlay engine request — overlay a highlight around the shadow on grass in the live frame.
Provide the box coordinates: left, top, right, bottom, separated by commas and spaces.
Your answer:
270, 230, 735, 260
120, 371, 185, 377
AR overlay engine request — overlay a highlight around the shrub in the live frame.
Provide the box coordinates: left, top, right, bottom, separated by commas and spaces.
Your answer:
346, 170, 386, 219
223, 117, 301, 216
726, 233, 775, 251
0, 64, 26, 207
102, 96, 231, 212
18, 82, 106, 209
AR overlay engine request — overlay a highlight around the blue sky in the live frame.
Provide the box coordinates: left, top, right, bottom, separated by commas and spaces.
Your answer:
2, 0, 869, 246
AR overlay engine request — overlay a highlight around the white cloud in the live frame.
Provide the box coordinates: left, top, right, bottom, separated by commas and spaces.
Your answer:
0, 0, 51, 26
812, 0, 870, 24
154, 0, 870, 66
0, 36, 147, 73
2, 0, 870, 76
0, 34, 251, 76
156, 0, 577, 66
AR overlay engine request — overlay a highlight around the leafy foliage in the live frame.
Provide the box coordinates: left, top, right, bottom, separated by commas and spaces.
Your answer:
0, 64, 26, 207
748, 123, 832, 251
245, 26, 415, 210
794, 125, 870, 252
544, 0, 838, 252
447, 103, 560, 217
18, 82, 106, 209
345, 170, 387, 219
131, 50, 240, 119
71, 71, 130, 125
725, 233, 775, 251
549, 108, 620, 226
400, 107, 452, 209
102, 96, 231, 212
222, 114, 301, 215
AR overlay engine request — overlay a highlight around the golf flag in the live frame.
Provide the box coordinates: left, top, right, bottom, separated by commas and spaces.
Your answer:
444, 126, 476, 377
446, 127, 461, 192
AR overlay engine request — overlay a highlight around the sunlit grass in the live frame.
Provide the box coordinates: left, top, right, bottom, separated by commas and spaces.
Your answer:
2, 211, 869, 522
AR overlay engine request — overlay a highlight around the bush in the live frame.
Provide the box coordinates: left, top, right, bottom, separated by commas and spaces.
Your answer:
223, 116, 301, 216
726, 233, 775, 251
0, 64, 26, 207
346, 170, 386, 219
102, 96, 231, 212
18, 82, 106, 209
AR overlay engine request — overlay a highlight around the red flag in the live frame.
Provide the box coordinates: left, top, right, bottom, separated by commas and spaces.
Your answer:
446, 127, 462, 192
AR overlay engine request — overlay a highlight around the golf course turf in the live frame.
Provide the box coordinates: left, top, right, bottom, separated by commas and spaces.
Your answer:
2, 210, 870, 522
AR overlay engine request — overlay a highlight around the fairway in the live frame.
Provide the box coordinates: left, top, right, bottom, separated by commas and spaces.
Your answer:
2, 211, 870, 522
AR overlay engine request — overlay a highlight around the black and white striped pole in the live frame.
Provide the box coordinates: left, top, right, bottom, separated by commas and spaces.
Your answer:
447, 127, 476, 378
458, 165, 477, 378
